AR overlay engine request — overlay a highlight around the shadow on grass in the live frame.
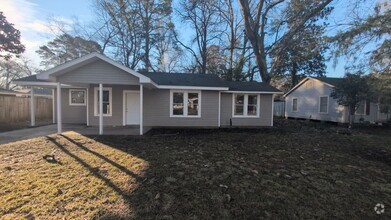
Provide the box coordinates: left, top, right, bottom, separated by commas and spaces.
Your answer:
46, 136, 134, 219
60, 134, 143, 181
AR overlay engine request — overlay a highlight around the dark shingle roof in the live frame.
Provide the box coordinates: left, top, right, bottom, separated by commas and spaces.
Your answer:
141, 72, 228, 87
13, 75, 48, 82
142, 72, 281, 92
312, 77, 343, 86
224, 81, 282, 92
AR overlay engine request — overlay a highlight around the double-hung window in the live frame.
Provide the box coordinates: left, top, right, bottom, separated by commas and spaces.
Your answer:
319, 96, 328, 114
292, 98, 298, 112
170, 91, 201, 117
69, 89, 86, 106
94, 87, 112, 116
233, 94, 259, 117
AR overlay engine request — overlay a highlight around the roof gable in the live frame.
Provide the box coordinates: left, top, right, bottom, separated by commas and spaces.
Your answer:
35, 52, 151, 83
284, 76, 343, 97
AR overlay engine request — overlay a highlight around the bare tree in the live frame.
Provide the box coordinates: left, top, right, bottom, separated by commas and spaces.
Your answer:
238, 0, 333, 84
0, 56, 36, 89
176, 0, 224, 74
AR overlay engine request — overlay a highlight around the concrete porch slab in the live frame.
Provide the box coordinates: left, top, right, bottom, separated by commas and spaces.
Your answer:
0, 124, 140, 145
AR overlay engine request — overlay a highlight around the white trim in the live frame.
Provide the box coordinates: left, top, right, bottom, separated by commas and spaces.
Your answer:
35, 52, 151, 83
319, 96, 329, 114
223, 91, 283, 94
122, 90, 140, 126
140, 85, 143, 135
30, 88, 35, 126
94, 87, 112, 117
218, 91, 221, 127
159, 85, 228, 91
12, 81, 74, 86
271, 95, 274, 126
232, 93, 260, 118
292, 97, 298, 112
52, 89, 55, 124
69, 89, 87, 106
284, 77, 336, 97
169, 90, 202, 118
99, 84, 103, 135
56, 83, 62, 134
86, 87, 89, 126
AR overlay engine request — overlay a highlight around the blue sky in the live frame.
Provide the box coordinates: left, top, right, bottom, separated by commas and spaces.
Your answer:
2, 0, 378, 78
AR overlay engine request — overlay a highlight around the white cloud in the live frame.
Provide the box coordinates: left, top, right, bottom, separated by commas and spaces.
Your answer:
1, 0, 74, 67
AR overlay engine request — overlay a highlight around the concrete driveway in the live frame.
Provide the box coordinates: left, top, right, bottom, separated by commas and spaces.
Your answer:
0, 124, 140, 145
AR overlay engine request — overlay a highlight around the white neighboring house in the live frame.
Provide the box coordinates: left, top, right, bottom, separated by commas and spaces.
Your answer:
284, 77, 389, 123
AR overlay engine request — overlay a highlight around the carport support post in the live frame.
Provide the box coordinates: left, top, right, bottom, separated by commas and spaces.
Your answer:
56, 83, 62, 134
99, 83, 103, 135
30, 87, 35, 126
139, 84, 143, 135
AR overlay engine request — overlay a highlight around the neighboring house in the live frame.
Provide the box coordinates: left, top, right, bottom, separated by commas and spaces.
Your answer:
13, 52, 282, 135
284, 76, 389, 123
0, 88, 23, 96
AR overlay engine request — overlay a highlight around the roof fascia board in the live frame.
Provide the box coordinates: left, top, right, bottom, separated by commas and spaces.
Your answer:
35, 52, 151, 83
222, 91, 284, 94
156, 85, 229, 91
283, 77, 311, 97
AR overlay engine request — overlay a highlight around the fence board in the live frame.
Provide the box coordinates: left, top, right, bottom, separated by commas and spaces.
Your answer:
0, 96, 53, 124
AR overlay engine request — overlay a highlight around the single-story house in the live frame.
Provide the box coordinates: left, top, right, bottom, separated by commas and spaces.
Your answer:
13, 52, 282, 135
284, 76, 389, 123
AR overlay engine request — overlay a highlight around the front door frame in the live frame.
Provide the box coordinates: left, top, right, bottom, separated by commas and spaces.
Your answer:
123, 90, 140, 126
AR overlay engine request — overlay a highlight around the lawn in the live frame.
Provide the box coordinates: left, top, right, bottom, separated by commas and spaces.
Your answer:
0, 120, 390, 219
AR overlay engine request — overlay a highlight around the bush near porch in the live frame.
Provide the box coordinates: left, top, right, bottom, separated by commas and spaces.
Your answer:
0, 119, 390, 219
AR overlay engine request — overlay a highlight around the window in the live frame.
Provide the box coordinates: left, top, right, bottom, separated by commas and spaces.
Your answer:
233, 94, 259, 117
356, 100, 370, 115
319, 96, 328, 113
94, 87, 112, 116
69, 89, 86, 106
292, 98, 298, 112
170, 91, 201, 117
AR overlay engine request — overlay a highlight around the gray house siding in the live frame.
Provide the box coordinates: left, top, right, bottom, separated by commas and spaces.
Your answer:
53, 88, 87, 124
220, 93, 273, 127
143, 89, 219, 127
57, 60, 140, 85
88, 85, 140, 126
285, 79, 345, 123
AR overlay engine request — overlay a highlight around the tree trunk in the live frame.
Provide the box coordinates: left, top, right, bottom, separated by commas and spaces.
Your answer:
349, 105, 355, 129
291, 63, 298, 88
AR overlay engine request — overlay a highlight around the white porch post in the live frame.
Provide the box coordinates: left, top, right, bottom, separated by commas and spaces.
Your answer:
86, 87, 89, 126
218, 91, 221, 127
52, 89, 55, 124
30, 87, 35, 126
56, 83, 62, 134
99, 83, 103, 135
140, 84, 144, 135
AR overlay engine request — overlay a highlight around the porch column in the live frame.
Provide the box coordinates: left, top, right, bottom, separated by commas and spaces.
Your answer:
52, 89, 55, 124
30, 87, 35, 126
56, 83, 62, 134
86, 87, 89, 126
99, 83, 103, 135
139, 84, 143, 135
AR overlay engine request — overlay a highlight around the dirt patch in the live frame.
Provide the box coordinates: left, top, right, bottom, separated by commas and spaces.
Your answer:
0, 119, 390, 219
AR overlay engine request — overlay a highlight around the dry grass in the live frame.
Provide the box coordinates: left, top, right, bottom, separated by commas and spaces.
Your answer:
0, 120, 390, 219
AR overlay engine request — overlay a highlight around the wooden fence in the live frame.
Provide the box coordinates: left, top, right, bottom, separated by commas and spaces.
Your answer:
0, 95, 53, 124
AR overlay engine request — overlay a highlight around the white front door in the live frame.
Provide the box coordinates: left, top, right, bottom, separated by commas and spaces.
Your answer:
125, 92, 140, 125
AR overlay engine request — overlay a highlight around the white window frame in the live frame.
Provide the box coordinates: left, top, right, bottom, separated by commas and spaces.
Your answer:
355, 101, 366, 115
69, 89, 86, 106
170, 90, 201, 118
292, 97, 298, 112
232, 94, 260, 118
319, 96, 329, 114
94, 87, 112, 117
